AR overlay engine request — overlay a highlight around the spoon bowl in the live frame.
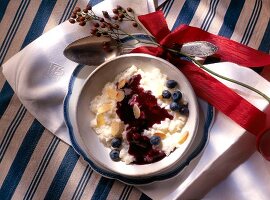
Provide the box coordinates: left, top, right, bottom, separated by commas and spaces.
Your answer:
63, 36, 118, 65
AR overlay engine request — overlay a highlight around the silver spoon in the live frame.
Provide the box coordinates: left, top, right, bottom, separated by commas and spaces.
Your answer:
63, 36, 218, 65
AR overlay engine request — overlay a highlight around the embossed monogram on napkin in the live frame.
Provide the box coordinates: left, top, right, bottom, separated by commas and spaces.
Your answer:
46, 63, 65, 80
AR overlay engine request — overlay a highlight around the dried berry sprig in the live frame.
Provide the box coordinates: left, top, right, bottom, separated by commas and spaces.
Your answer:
69, 5, 157, 47
68, 5, 270, 102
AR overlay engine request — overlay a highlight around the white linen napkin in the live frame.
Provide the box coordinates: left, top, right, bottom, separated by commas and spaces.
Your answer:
2, 0, 270, 199
2, 0, 152, 144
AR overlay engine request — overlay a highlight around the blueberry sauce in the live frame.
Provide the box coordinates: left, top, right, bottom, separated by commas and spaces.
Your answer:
116, 74, 173, 164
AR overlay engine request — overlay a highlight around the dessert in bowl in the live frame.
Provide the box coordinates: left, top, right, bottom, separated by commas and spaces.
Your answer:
75, 53, 199, 177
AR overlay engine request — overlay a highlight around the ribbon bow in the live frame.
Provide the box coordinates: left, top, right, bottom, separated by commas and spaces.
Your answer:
131, 11, 270, 160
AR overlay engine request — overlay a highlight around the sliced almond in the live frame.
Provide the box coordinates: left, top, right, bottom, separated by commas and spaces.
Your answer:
107, 87, 118, 99
118, 79, 126, 89
154, 132, 166, 139
158, 95, 163, 99
156, 84, 163, 96
97, 103, 112, 114
178, 131, 189, 144
96, 113, 105, 127
133, 104, 140, 119
116, 90, 125, 102
111, 121, 124, 137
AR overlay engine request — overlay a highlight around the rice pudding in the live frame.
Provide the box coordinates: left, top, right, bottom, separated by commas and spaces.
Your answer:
90, 65, 189, 164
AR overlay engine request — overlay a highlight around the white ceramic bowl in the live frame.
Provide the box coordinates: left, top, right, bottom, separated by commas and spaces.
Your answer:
75, 53, 199, 177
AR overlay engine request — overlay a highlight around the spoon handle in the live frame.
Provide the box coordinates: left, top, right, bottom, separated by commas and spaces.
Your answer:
120, 41, 218, 57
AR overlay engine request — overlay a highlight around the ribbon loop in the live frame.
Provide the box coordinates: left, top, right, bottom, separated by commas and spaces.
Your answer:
138, 11, 170, 43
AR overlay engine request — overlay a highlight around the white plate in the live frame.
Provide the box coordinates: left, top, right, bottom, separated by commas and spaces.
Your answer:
75, 54, 199, 177
63, 59, 214, 185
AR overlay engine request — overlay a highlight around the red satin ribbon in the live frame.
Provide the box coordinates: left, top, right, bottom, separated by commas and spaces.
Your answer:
132, 11, 270, 160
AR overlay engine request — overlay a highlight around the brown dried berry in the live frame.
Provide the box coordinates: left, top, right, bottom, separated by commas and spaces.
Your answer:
94, 22, 99, 27
114, 24, 119, 29
113, 8, 118, 14
132, 22, 138, 27
83, 8, 88, 13
90, 28, 98, 34
69, 19, 76, 24
74, 7, 81, 12
71, 13, 76, 18
79, 21, 86, 26
76, 18, 81, 22
100, 23, 106, 28
99, 18, 104, 22
102, 11, 110, 18
86, 5, 92, 10
127, 7, 132, 12
118, 18, 123, 22
112, 15, 118, 20
116, 5, 122, 10
119, 13, 124, 18
80, 17, 85, 21
106, 23, 113, 29
96, 32, 101, 37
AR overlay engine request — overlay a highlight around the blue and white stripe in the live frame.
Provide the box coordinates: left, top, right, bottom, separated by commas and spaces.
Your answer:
23, 137, 60, 200
0, 105, 27, 162
162, 0, 174, 17
0, 0, 270, 199
0, 119, 45, 199
240, 0, 262, 45
0, 0, 31, 64
71, 165, 93, 200
200, 0, 220, 31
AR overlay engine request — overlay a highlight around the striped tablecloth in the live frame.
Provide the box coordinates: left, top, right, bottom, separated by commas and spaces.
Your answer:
0, 0, 269, 199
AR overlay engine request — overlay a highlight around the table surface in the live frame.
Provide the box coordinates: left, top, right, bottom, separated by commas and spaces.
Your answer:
0, 0, 269, 199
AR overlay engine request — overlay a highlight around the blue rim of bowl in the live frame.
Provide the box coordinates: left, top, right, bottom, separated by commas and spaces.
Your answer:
63, 62, 214, 185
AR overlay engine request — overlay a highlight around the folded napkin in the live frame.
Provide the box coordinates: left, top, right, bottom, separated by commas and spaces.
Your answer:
2, 0, 270, 199
2, 0, 153, 145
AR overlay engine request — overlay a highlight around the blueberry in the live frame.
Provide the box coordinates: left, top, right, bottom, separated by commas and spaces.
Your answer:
111, 138, 122, 148
170, 102, 180, 111
166, 80, 177, 88
179, 105, 189, 115
162, 90, 171, 99
110, 149, 120, 161
150, 136, 161, 145
172, 91, 182, 102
